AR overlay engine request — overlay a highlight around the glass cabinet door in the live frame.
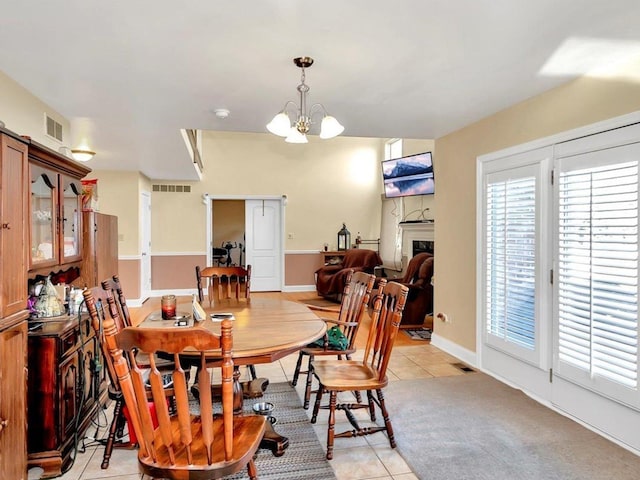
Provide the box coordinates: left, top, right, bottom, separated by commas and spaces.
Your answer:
30, 166, 58, 267
60, 175, 82, 262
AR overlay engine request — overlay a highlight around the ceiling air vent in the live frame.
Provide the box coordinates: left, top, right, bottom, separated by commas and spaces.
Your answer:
152, 184, 192, 193
45, 114, 63, 142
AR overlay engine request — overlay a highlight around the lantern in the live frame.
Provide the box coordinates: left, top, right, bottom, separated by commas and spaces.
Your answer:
337, 223, 351, 251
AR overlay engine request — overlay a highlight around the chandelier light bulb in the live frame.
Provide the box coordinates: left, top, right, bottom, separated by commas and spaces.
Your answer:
319, 115, 345, 139
266, 112, 292, 137
285, 127, 308, 144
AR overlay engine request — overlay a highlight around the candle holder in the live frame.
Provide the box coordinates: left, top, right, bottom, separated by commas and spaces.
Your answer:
161, 294, 177, 319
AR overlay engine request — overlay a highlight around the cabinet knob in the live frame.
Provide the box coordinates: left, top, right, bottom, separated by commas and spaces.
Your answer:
1, 222, 10, 229
0, 418, 8, 432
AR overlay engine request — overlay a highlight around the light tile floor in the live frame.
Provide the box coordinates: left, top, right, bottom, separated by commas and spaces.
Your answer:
39, 341, 462, 480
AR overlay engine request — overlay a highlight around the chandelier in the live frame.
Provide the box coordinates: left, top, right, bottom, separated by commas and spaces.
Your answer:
266, 56, 344, 144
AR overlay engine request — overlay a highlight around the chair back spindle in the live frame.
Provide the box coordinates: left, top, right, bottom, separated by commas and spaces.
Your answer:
101, 274, 133, 327
84, 286, 264, 479
196, 265, 251, 307
364, 281, 408, 382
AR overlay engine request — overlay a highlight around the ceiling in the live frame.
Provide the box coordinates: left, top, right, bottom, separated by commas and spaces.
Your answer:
1, 1, 640, 180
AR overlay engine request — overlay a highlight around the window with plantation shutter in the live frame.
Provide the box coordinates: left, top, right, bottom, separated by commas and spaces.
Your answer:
482, 156, 547, 366
480, 119, 640, 451
556, 144, 640, 402
486, 175, 536, 347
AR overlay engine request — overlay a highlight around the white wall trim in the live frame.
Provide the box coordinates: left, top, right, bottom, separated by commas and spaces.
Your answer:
283, 284, 316, 292
149, 288, 199, 297
430, 332, 477, 368
203, 194, 286, 201
151, 251, 207, 256
285, 250, 321, 255
119, 255, 141, 260
125, 298, 146, 308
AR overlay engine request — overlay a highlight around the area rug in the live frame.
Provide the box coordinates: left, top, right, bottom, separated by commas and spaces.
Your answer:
402, 327, 432, 340
386, 373, 640, 480
226, 382, 337, 480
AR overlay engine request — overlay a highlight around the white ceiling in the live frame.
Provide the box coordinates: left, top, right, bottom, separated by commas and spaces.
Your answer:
1, 1, 640, 180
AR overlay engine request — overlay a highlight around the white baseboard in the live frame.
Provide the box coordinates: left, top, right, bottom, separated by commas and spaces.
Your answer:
125, 298, 146, 308
282, 284, 316, 293
430, 332, 478, 368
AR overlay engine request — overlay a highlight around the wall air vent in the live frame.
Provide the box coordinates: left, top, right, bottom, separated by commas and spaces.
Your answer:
45, 114, 63, 142
152, 184, 192, 193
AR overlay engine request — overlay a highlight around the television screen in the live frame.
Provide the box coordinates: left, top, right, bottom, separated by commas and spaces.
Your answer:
382, 151, 434, 198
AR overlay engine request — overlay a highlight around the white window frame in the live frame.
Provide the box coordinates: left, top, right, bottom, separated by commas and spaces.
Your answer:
478, 113, 640, 454
479, 147, 552, 370
553, 133, 640, 409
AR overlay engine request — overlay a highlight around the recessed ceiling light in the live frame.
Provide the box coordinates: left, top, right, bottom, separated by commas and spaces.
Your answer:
214, 108, 230, 119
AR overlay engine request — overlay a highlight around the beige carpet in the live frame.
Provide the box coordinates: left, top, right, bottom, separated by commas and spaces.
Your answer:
386, 372, 640, 479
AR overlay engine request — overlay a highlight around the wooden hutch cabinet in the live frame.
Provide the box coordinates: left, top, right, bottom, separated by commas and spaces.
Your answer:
28, 140, 87, 276
25, 140, 109, 478
0, 131, 29, 480
27, 315, 107, 477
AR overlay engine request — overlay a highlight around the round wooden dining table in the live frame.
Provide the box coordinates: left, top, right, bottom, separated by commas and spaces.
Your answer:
140, 297, 326, 365
139, 296, 326, 456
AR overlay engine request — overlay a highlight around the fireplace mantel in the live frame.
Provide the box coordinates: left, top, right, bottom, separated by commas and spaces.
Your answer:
400, 221, 434, 257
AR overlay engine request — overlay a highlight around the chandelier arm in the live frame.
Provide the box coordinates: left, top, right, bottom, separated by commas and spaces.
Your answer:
281, 100, 300, 117
308, 103, 328, 119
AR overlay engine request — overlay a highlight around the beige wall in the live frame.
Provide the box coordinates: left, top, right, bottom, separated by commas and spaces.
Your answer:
0, 70, 70, 151
401, 139, 436, 221
88, 170, 148, 256
200, 132, 385, 252
434, 76, 640, 352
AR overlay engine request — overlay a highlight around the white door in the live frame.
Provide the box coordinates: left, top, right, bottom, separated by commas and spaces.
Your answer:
140, 191, 152, 298
245, 199, 282, 291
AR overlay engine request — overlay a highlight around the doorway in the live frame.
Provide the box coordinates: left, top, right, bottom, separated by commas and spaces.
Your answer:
140, 191, 151, 298
205, 195, 285, 292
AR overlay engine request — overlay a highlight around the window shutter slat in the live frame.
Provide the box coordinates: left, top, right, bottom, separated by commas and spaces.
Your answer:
485, 175, 536, 350
558, 160, 639, 389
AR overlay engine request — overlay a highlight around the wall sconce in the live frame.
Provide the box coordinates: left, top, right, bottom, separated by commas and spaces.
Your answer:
71, 148, 95, 162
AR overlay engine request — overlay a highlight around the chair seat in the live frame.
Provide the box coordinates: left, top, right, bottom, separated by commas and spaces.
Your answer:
140, 414, 266, 478
312, 360, 388, 390
135, 351, 175, 369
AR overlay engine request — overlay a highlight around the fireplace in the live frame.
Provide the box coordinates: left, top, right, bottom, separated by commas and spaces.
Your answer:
399, 221, 435, 258
413, 240, 434, 255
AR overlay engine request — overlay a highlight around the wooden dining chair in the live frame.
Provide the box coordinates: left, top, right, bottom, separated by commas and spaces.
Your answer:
310, 281, 408, 460
291, 270, 377, 409
196, 265, 251, 307
84, 284, 178, 469
83, 285, 134, 469
195, 265, 258, 382
102, 313, 266, 479
100, 274, 132, 326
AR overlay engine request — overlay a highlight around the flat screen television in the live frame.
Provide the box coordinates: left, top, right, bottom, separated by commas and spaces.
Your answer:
382, 151, 434, 198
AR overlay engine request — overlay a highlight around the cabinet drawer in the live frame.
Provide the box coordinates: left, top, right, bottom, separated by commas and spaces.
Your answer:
60, 317, 94, 359
60, 330, 79, 358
